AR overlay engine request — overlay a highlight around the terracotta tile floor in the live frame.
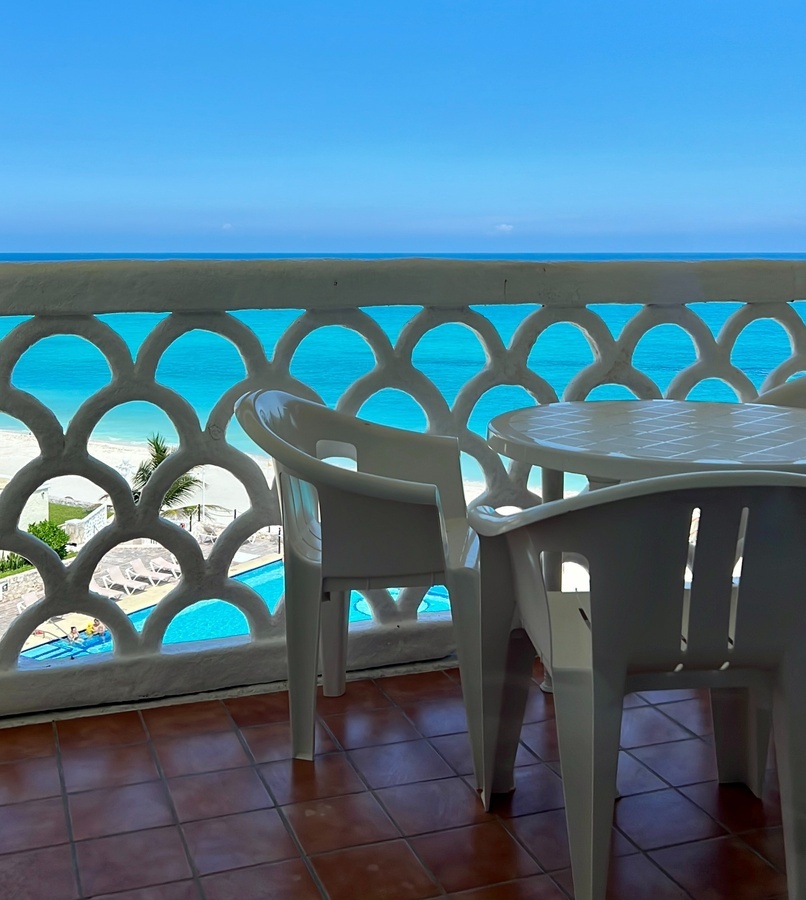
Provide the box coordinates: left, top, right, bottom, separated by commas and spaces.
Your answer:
0, 663, 789, 899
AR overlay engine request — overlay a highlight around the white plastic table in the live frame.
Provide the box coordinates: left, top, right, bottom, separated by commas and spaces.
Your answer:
488, 399, 806, 588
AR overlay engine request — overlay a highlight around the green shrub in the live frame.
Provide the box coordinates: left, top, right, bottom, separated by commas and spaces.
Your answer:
0, 553, 27, 573
28, 520, 70, 559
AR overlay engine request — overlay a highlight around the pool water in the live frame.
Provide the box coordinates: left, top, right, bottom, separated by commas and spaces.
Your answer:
22, 560, 451, 661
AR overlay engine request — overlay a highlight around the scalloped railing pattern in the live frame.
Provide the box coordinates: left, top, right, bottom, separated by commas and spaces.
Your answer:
0, 259, 804, 715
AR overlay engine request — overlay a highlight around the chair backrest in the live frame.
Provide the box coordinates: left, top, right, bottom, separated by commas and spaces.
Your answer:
511, 471, 806, 675
235, 390, 466, 582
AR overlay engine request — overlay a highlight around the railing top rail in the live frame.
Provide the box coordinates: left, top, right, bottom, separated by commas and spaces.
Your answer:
0, 258, 805, 316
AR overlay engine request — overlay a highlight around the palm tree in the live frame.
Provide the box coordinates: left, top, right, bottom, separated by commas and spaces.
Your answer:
131, 434, 201, 513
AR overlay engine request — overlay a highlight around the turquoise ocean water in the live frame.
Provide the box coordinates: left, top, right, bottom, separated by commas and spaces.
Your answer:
1, 253, 804, 461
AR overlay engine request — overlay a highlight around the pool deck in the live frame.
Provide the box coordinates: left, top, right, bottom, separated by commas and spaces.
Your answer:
16, 533, 282, 652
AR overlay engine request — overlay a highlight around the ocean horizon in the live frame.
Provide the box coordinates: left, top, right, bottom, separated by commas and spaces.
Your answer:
3, 251, 806, 262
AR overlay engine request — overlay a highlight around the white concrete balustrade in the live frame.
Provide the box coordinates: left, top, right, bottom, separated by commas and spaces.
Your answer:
0, 258, 805, 717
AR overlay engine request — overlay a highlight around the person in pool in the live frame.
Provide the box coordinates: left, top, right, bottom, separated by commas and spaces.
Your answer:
67, 626, 81, 642
91, 618, 106, 636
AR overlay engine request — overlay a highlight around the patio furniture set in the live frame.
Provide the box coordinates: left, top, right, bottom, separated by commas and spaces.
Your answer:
236, 386, 806, 900
96, 556, 180, 598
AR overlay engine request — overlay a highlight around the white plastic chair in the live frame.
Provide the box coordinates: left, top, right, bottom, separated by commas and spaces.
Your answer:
470, 470, 806, 900
235, 389, 485, 775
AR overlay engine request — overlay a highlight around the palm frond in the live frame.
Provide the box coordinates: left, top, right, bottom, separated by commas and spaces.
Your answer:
131, 460, 153, 493
131, 432, 201, 513
162, 473, 202, 509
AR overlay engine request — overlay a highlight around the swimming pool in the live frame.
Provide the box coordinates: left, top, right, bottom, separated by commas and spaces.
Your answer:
22, 560, 451, 661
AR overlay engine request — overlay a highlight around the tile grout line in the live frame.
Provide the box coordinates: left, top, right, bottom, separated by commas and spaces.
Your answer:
137, 705, 214, 900
53, 719, 85, 900
340, 673, 551, 895
225, 699, 332, 899
371, 670, 568, 892
0, 678, 788, 898
317, 682, 490, 896
268, 674, 472, 896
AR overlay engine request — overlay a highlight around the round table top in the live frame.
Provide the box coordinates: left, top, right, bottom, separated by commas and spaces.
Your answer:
487, 400, 806, 481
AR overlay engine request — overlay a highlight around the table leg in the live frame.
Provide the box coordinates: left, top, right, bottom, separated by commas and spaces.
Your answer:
540, 467, 563, 695
541, 468, 563, 591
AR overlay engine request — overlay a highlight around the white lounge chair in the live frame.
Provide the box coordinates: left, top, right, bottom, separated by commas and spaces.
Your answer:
104, 566, 145, 594
16, 592, 40, 615
151, 556, 180, 578
129, 558, 171, 585
246, 527, 268, 544
89, 578, 123, 601
193, 521, 223, 544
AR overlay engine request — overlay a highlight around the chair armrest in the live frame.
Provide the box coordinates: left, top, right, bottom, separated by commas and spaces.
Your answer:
469, 500, 576, 537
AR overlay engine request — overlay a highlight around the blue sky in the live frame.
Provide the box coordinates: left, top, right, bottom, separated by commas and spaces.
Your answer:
2, 1, 805, 252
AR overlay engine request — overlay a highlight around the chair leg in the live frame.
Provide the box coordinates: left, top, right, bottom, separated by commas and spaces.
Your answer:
489, 628, 536, 796
446, 565, 486, 799
553, 667, 623, 900
320, 590, 349, 697
773, 663, 806, 899
711, 685, 771, 797
284, 558, 324, 761
465, 534, 534, 809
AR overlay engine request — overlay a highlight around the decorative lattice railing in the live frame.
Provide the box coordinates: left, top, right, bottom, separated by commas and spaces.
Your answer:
0, 258, 804, 716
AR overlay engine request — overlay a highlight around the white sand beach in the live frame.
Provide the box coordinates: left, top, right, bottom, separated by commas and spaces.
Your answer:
0, 429, 274, 513
0, 428, 494, 512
